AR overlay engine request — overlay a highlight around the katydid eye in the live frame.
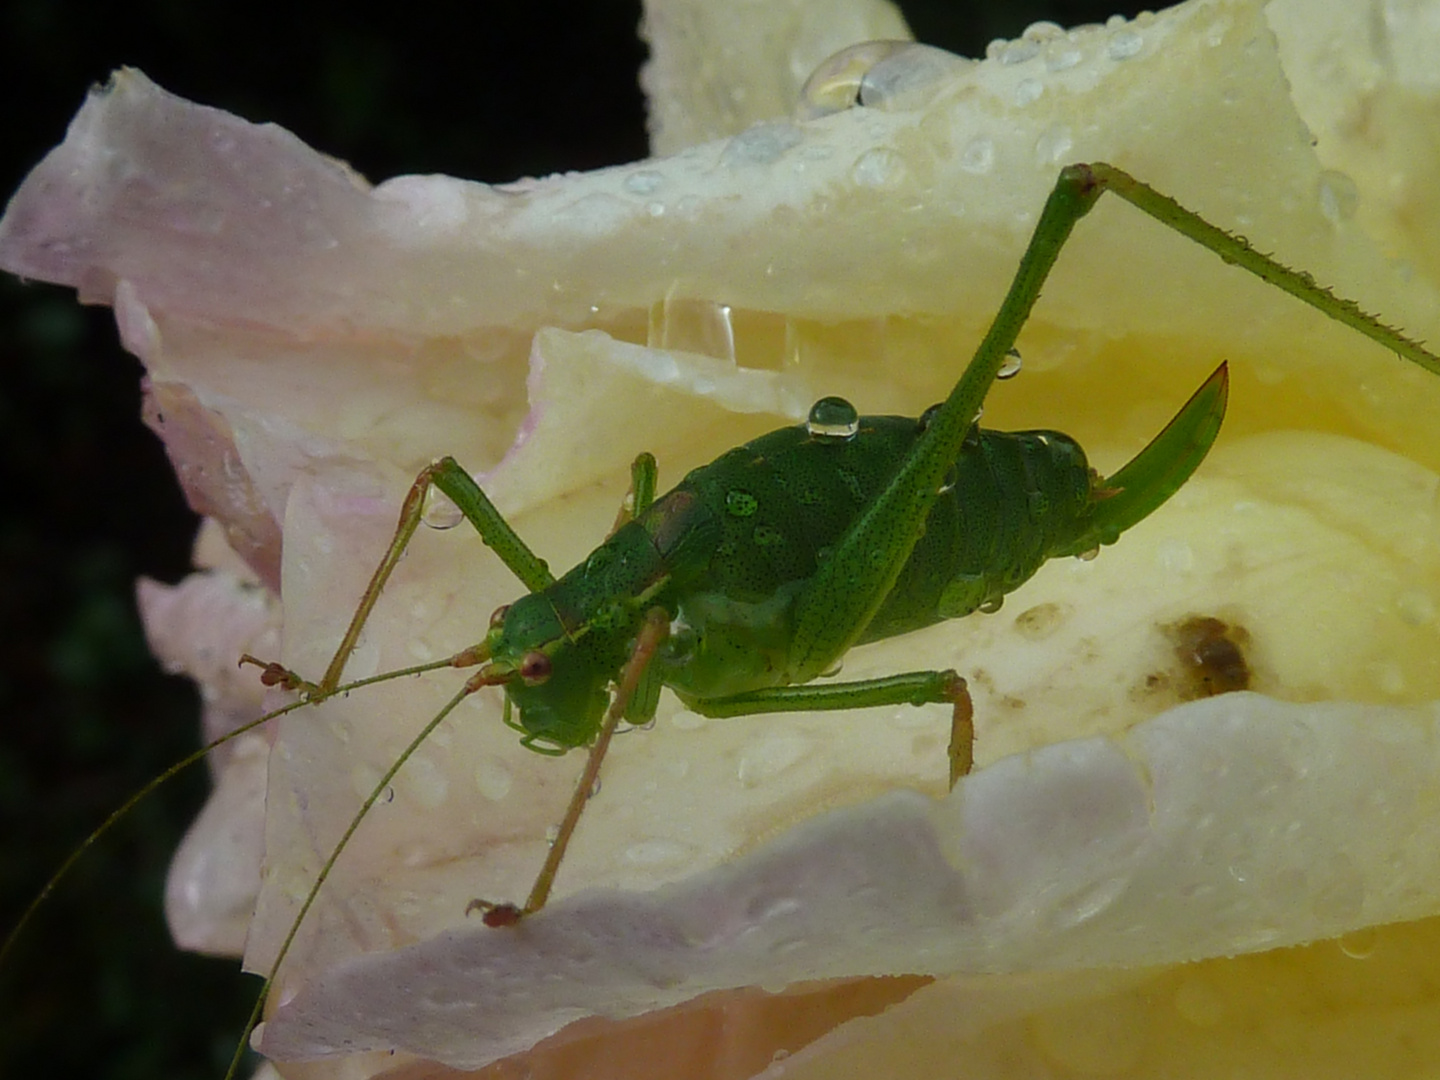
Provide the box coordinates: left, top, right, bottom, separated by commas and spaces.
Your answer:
489, 604, 510, 630
520, 651, 552, 685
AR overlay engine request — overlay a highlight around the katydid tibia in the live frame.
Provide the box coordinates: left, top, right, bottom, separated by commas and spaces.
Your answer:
7, 163, 1440, 1078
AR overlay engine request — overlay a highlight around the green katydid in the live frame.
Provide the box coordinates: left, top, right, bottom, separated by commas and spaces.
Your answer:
6, 163, 1440, 1080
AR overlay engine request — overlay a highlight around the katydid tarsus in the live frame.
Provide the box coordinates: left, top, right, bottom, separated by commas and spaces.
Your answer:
7, 163, 1440, 1078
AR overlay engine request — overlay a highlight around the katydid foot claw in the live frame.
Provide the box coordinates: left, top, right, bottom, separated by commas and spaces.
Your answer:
465, 898, 524, 928
238, 654, 320, 696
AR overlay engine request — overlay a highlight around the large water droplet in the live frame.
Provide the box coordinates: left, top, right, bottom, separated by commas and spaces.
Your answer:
1076, 545, 1101, 561
857, 43, 969, 111
807, 395, 859, 439
422, 488, 464, 530
648, 291, 736, 362
998, 347, 1022, 379
795, 40, 911, 119
978, 596, 1004, 614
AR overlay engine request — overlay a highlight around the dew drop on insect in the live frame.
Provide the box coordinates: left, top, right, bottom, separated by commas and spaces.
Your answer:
726, 489, 759, 517
807, 395, 860, 440
422, 488, 464, 530
1077, 545, 1101, 561
978, 596, 1004, 614
998, 347, 1022, 379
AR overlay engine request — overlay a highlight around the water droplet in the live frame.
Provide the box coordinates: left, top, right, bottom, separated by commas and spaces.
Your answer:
958, 135, 995, 175
722, 122, 804, 168
795, 40, 911, 119
1107, 29, 1143, 59
819, 659, 843, 677
858, 43, 968, 111
1076, 545, 1100, 561
978, 596, 1004, 614
737, 734, 811, 787
807, 395, 860, 439
624, 838, 693, 866
851, 146, 906, 188
1034, 124, 1074, 166
917, 402, 943, 432
1338, 927, 1379, 959
588, 776, 602, 798
545, 824, 561, 846
1317, 169, 1359, 224
1044, 42, 1084, 71
623, 169, 663, 196
473, 756, 514, 801
998, 38, 1040, 65
647, 291, 735, 361
726, 490, 759, 517
1014, 78, 1044, 107
998, 347, 1022, 379
422, 487, 464, 530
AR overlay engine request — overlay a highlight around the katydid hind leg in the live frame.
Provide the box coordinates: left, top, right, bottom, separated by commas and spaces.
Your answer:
788, 161, 1440, 685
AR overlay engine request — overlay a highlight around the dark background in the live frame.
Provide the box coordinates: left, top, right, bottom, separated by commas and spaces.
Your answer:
0, 2, 1147, 1076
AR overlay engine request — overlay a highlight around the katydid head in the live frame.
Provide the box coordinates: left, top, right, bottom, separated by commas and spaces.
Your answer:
479, 593, 612, 752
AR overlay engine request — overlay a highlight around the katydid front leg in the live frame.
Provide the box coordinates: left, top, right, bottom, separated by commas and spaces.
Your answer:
243, 457, 554, 695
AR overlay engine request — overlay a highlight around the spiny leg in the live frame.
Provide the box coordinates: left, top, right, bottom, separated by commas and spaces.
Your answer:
689, 670, 974, 788
245, 456, 555, 695
470, 606, 672, 927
